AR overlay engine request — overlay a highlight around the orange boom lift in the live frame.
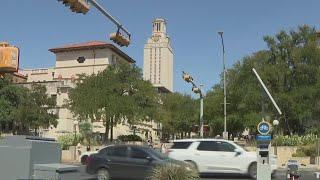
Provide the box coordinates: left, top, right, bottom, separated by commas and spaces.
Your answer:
0, 42, 19, 78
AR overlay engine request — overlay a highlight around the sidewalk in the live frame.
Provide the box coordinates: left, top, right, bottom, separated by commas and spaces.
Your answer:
62, 162, 96, 180
278, 164, 320, 171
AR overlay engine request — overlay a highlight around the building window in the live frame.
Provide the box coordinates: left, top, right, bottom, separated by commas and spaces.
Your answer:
51, 94, 57, 102
77, 56, 86, 63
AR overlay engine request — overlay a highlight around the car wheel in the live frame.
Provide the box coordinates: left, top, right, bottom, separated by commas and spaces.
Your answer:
248, 162, 257, 179
80, 155, 88, 165
185, 160, 199, 172
97, 168, 110, 180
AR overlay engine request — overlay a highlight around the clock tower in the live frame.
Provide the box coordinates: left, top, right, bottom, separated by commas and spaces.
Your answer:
143, 18, 173, 92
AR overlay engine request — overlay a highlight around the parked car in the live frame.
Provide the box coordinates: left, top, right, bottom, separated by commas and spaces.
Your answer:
86, 144, 190, 180
167, 139, 278, 179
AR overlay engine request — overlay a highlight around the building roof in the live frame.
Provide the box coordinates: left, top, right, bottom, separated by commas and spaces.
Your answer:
13, 72, 27, 79
49, 41, 135, 63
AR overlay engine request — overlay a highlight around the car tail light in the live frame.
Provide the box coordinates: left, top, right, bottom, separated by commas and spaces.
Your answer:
86, 155, 93, 166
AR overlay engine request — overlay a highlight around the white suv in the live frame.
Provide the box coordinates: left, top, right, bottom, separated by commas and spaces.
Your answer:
167, 139, 277, 179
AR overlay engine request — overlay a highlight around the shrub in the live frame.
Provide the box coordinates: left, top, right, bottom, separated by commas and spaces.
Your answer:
149, 164, 199, 180
79, 121, 93, 145
117, 134, 142, 142
57, 133, 83, 150
272, 134, 318, 146
292, 144, 317, 157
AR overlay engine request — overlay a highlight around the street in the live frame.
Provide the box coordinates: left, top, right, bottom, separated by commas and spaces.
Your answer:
200, 170, 318, 180
78, 165, 319, 180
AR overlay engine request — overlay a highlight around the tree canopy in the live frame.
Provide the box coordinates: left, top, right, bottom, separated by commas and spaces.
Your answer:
160, 92, 198, 138
0, 76, 57, 135
68, 61, 159, 141
205, 25, 320, 136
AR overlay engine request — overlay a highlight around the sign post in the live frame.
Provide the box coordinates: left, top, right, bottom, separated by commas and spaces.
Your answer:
252, 68, 282, 180
256, 119, 272, 180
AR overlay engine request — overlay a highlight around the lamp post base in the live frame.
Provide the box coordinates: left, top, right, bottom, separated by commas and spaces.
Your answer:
223, 131, 228, 140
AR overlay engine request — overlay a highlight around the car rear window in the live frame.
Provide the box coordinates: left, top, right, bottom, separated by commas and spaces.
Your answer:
171, 142, 192, 149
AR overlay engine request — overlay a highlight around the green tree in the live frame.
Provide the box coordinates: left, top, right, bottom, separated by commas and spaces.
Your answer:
68, 61, 159, 142
205, 25, 320, 136
0, 81, 27, 134
0, 76, 57, 135
160, 93, 198, 138
12, 84, 58, 135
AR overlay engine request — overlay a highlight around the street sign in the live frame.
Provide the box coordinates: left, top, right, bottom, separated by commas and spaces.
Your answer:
256, 135, 272, 141
257, 121, 271, 135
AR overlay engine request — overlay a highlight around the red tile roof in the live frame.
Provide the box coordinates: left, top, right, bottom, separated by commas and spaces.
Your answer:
49, 41, 135, 63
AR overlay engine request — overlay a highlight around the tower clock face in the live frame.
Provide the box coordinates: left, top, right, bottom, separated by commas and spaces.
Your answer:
152, 35, 160, 42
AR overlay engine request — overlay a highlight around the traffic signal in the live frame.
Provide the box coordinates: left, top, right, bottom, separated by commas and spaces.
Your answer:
182, 72, 193, 83
192, 86, 201, 94
110, 32, 130, 47
58, 0, 90, 14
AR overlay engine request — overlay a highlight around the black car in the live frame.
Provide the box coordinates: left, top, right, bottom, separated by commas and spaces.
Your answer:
86, 144, 186, 180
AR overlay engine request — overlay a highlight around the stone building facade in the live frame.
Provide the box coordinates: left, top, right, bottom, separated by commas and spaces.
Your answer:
19, 41, 161, 141
143, 18, 174, 92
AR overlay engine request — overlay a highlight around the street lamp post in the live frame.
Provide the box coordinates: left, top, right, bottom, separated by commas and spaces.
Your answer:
73, 120, 79, 160
199, 84, 204, 138
218, 31, 228, 140
182, 71, 204, 138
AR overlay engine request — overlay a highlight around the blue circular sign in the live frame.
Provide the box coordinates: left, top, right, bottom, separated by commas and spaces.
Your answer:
257, 121, 271, 135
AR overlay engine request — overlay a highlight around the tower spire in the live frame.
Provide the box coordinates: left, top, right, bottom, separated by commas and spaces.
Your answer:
152, 18, 167, 38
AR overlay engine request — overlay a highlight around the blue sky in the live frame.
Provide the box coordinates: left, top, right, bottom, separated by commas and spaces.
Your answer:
2, 0, 320, 95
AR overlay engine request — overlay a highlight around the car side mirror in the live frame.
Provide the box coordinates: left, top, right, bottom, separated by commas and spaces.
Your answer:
146, 156, 153, 161
234, 149, 242, 156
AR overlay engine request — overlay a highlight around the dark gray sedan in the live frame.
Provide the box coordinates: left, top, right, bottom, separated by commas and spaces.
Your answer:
86, 144, 186, 180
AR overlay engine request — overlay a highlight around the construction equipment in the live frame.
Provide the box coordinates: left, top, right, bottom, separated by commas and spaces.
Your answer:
0, 42, 19, 77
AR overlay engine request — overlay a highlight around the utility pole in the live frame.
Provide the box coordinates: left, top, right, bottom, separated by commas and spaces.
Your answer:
200, 84, 204, 138
218, 32, 228, 140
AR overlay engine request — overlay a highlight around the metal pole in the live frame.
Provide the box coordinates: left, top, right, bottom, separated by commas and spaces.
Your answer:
200, 85, 204, 138
219, 32, 228, 139
317, 137, 320, 166
74, 124, 77, 160
223, 43, 227, 135
252, 68, 282, 115
88, 0, 131, 37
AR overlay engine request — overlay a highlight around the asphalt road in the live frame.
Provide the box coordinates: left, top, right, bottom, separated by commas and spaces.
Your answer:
200, 170, 318, 180
77, 164, 319, 180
